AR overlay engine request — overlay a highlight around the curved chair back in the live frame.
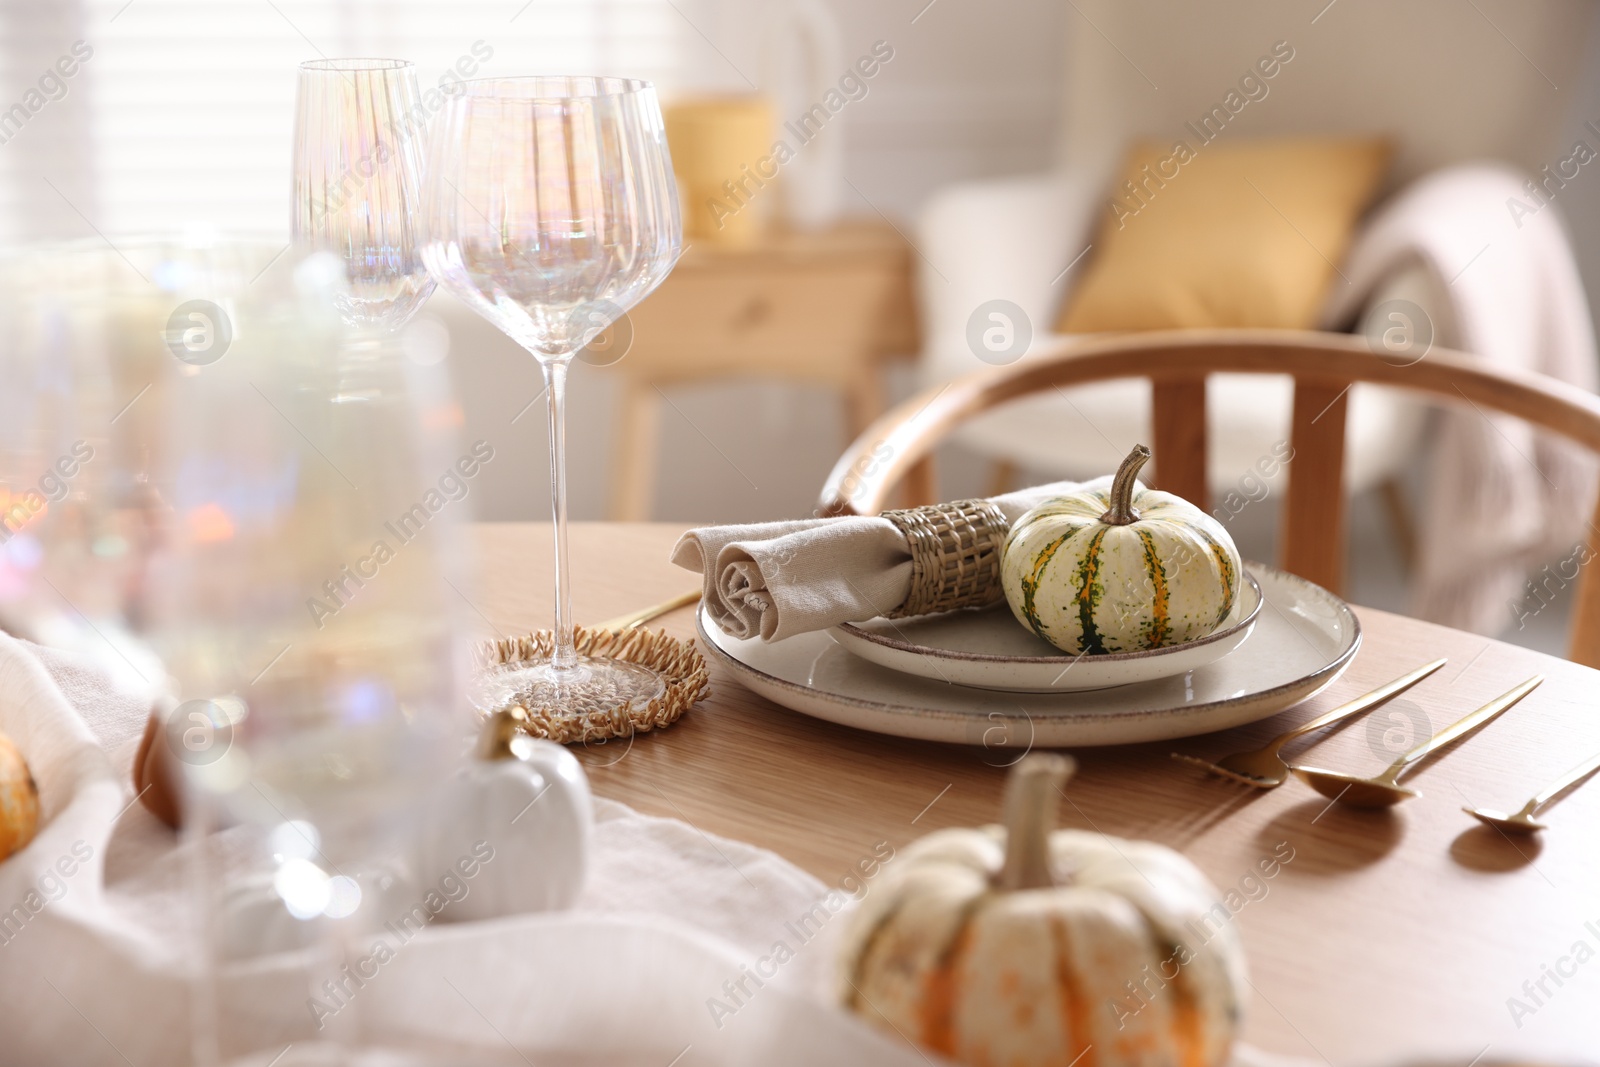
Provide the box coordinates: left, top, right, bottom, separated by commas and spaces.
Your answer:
816, 329, 1600, 665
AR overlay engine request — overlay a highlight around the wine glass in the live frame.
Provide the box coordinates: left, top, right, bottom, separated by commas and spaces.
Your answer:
293, 58, 435, 332
144, 246, 471, 1065
421, 76, 681, 714
0, 238, 472, 1064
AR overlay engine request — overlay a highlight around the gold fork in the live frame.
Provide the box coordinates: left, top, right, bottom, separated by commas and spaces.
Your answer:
1171, 657, 1448, 788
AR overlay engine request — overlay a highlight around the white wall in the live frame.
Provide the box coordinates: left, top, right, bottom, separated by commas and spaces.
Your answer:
1558, 11, 1600, 354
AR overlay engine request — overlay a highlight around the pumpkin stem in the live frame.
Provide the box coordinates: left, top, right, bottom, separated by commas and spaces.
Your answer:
478, 706, 531, 761
999, 753, 1076, 891
1099, 444, 1152, 525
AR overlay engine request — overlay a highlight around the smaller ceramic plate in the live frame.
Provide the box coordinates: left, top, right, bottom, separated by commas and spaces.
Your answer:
831, 572, 1263, 692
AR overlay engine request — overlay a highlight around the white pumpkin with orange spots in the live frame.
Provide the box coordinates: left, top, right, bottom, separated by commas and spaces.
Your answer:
838, 755, 1247, 1067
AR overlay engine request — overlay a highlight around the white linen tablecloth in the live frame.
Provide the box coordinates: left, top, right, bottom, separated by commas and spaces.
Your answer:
0, 632, 924, 1066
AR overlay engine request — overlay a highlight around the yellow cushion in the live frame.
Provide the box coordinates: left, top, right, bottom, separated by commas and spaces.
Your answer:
1057, 137, 1392, 333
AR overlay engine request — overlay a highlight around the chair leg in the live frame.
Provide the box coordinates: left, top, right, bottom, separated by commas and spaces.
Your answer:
844, 367, 886, 442
986, 459, 1019, 497
901, 456, 938, 509
1568, 490, 1600, 667
1378, 476, 1417, 570
608, 379, 661, 521
1282, 381, 1349, 595
1151, 377, 1209, 510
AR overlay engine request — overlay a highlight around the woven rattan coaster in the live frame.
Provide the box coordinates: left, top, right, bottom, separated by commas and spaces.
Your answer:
482, 626, 711, 744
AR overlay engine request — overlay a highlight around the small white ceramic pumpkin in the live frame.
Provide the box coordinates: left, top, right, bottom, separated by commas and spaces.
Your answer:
839, 755, 1247, 1067
1002, 444, 1241, 654
418, 707, 592, 921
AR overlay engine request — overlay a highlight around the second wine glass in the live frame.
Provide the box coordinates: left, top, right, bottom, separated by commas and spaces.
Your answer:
422, 76, 681, 714
293, 58, 435, 333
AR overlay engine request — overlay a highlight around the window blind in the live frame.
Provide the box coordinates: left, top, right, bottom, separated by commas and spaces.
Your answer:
9, 0, 685, 239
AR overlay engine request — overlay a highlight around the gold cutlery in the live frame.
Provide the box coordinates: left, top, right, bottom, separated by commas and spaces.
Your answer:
591, 589, 702, 632
1291, 675, 1543, 809
1463, 748, 1600, 833
1172, 658, 1448, 788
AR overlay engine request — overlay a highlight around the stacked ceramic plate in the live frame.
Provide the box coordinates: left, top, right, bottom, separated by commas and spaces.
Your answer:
697, 563, 1360, 747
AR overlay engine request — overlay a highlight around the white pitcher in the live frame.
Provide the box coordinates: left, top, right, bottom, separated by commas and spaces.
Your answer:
761, 0, 845, 229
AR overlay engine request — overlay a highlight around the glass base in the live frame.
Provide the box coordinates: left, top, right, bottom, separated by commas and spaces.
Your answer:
473, 656, 666, 717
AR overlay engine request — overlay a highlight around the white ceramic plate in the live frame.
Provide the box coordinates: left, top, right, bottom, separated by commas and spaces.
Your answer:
831, 572, 1264, 693
698, 562, 1359, 747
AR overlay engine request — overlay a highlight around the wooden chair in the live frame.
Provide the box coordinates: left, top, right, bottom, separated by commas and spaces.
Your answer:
911, 0, 1594, 526
816, 329, 1600, 667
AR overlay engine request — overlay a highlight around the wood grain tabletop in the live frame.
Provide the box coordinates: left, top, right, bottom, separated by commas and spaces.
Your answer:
470, 521, 1600, 1067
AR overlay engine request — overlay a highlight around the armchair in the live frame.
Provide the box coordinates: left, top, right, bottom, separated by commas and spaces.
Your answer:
915, 0, 1595, 505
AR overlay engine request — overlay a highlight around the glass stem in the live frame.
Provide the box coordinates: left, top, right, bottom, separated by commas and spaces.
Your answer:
542, 357, 578, 671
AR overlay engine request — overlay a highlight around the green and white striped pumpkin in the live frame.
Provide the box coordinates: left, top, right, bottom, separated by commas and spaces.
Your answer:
1001, 445, 1241, 655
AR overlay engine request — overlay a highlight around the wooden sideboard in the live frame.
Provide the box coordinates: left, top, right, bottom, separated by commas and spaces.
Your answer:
601, 220, 919, 519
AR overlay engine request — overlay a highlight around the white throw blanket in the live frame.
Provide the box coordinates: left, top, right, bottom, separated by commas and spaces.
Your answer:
1322, 163, 1599, 634
0, 632, 922, 1066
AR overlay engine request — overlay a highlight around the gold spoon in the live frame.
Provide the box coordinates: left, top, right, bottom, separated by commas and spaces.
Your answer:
1290, 675, 1542, 808
1463, 748, 1600, 833
1172, 658, 1448, 788
591, 589, 702, 632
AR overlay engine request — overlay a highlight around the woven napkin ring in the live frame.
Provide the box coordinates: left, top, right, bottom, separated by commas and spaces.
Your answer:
881, 498, 1010, 618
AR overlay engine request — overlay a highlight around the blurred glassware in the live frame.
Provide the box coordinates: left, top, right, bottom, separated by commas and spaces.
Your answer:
0, 236, 475, 1065
421, 76, 681, 717
147, 250, 468, 834
153, 246, 473, 1066
292, 59, 436, 333
0, 236, 269, 698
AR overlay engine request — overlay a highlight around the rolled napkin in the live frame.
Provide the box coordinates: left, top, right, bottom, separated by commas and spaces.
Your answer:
673, 478, 1111, 642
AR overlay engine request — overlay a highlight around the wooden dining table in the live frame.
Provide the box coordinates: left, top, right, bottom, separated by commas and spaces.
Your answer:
472, 521, 1600, 1067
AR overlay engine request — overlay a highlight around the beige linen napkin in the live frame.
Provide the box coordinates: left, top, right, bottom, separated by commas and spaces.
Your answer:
672, 478, 1108, 642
